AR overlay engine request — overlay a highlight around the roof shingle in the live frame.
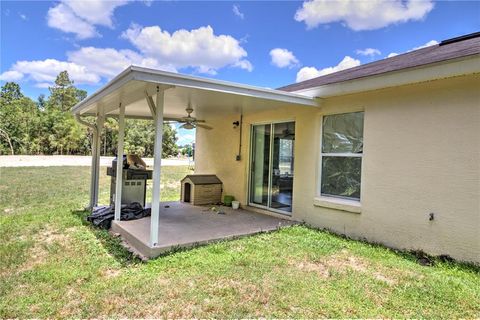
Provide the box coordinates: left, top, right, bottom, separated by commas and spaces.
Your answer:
278, 32, 480, 93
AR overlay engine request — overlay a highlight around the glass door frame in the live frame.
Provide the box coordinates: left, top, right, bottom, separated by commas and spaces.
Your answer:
248, 120, 295, 216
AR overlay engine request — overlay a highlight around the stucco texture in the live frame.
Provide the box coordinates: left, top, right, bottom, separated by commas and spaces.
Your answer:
195, 74, 480, 264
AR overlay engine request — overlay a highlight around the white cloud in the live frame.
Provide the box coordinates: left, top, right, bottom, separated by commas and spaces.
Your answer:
296, 56, 360, 82
47, 0, 129, 39
122, 24, 252, 74
3, 23, 252, 87
1, 46, 179, 87
0, 70, 24, 81
412, 39, 439, 50
233, 4, 244, 19
0, 70, 23, 81
67, 47, 176, 78
233, 60, 253, 72
3, 59, 100, 85
47, 3, 99, 39
356, 48, 381, 57
19, 13, 27, 20
386, 39, 438, 58
270, 48, 300, 68
295, 0, 434, 31
64, 0, 128, 27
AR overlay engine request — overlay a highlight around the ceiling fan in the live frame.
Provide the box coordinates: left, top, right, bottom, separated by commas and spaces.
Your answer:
281, 124, 295, 140
166, 106, 212, 130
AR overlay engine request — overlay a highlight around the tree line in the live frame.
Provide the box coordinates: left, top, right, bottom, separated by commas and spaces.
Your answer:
0, 71, 180, 157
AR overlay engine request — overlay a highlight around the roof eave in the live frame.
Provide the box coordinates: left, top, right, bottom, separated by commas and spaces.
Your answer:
71, 66, 317, 115
290, 55, 480, 98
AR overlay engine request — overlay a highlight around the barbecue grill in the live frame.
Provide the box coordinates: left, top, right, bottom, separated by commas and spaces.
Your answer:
107, 155, 153, 207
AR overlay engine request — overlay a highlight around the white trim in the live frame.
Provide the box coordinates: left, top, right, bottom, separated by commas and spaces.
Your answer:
245, 205, 297, 220
267, 123, 274, 209
114, 103, 125, 221
247, 121, 296, 216
150, 88, 164, 247
318, 111, 364, 202
321, 153, 362, 157
293, 55, 480, 98
89, 118, 98, 209
313, 196, 361, 214
72, 69, 135, 114
131, 67, 317, 105
71, 66, 317, 115
145, 91, 156, 118
93, 115, 104, 207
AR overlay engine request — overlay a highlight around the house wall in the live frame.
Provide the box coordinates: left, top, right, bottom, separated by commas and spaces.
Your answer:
195, 74, 480, 264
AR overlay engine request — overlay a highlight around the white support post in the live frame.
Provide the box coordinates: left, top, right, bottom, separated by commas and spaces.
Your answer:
89, 118, 98, 210
150, 87, 164, 247
92, 115, 104, 207
114, 103, 126, 220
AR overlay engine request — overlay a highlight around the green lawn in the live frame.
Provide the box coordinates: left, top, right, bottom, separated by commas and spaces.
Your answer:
0, 166, 479, 318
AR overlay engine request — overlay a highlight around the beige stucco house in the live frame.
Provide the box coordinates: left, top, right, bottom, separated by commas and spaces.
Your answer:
74, 32, 479, 262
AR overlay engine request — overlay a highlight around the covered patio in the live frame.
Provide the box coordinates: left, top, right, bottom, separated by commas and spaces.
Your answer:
72, 66, 317, 257
111, 201, 296, 258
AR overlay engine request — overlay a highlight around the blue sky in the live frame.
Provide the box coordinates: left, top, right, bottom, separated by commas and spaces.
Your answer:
1, 0, 479, 145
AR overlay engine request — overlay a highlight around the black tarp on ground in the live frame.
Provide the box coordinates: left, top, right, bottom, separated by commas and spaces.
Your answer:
87, 202, 151, 229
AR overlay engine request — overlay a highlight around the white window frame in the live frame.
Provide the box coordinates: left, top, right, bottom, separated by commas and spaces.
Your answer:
319, 111, 364, 201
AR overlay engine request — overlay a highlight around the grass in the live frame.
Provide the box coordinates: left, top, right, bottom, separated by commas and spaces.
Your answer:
0, 166, 479, 318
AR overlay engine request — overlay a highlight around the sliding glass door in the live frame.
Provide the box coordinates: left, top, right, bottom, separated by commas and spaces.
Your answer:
249, 121, 295, 214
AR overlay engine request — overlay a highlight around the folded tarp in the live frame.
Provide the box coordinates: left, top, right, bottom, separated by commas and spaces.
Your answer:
87, 202, 151, 229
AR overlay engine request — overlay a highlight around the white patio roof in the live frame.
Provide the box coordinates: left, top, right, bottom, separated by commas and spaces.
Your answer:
72, 66, 318, 119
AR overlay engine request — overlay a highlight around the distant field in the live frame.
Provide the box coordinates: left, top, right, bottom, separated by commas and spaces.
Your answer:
0, 155, 191, 167
0, 166, 479, 318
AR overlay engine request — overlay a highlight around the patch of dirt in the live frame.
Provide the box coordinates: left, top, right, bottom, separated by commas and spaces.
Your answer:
59, 286, 85, 317
295, 261, 330, 278
38, 227, 70, 245
18, 226, 72, 273
325, 251, 369, 273
292, 249, 398, 285
102, 268, 122, 278
3, 208, 15, 214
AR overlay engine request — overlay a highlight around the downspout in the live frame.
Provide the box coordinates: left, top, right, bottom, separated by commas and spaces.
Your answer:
75, 114, 98, 210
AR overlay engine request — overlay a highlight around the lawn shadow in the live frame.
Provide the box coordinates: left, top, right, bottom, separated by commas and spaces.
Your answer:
71, 209, 142, 267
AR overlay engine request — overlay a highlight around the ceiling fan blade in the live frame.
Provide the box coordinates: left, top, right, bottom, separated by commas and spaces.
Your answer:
196, 123, 213, 130
194, 119, 206, 123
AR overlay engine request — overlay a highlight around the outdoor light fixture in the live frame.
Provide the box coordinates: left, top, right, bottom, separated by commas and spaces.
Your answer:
181, 123, 195, 130
233, 121, 240, 128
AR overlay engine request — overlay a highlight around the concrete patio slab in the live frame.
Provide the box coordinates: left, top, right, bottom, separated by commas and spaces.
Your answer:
111, 201, 296, 258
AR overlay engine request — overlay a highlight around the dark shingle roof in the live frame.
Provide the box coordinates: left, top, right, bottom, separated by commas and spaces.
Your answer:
182, 174, 222, 185
278, 32, 480, 93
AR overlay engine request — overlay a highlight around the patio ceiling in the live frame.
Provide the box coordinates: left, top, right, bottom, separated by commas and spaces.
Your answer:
72, 66, 319, 119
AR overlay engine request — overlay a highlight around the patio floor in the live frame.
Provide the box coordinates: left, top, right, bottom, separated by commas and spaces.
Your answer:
111, 201, 296, 258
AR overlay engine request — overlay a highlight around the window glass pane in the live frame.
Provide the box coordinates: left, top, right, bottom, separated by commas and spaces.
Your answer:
321, 156, 361, 199
322, 112, 364, 153
250, 124, 271, 206
271, 122, 295, 213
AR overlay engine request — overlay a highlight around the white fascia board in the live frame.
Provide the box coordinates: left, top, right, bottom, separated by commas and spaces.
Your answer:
72, 66, 318, 115
71, 67, 135, 115
130, 67, 316, 106
294, 55, 480, 98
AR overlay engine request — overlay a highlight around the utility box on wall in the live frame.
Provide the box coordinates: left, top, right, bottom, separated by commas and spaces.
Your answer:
181, 175, 222, 205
